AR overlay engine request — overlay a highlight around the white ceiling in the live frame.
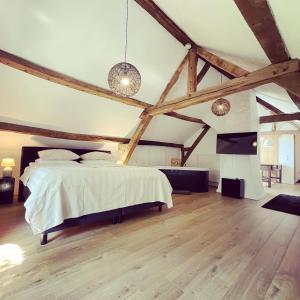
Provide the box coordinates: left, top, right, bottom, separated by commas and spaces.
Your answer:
0, 0, 299, 146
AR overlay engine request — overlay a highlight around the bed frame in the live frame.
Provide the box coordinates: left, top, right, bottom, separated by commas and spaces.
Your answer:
19, 146, 164, 245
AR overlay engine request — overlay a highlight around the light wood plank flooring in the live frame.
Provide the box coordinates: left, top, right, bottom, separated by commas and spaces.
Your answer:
1, 187, 300, 300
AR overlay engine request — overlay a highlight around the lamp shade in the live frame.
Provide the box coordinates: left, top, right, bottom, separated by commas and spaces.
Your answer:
108, 62, 141, 97
1, 158, 15, 168
211, 98, 231, 116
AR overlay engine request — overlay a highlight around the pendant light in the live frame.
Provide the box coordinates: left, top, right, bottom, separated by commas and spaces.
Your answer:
211, 74, 231, 116
108, 0, 141, 97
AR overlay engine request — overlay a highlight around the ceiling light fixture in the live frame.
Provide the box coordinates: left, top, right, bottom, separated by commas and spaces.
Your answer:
211, 74, 231, 116
108, 0, 141, 97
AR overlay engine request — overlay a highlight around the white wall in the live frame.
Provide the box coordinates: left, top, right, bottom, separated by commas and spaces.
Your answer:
184, 128, 220, 185
215, 92, 265, 200
0, 131, 180, 195
278, 134, 295, 184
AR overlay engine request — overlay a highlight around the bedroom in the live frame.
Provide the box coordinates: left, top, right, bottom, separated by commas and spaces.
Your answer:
1, 0, 300, 299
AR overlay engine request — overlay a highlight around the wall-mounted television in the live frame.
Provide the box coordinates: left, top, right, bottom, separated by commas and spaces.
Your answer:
216, 132, 257, 155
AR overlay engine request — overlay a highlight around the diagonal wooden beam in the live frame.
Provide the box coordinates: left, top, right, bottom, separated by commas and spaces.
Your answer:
256, 97, 300, 129
181, 125, 210, 166
136, 0, 300, 108
0, 49, 204, 124
146, 59, 300, 116
135, 0, 195, 47
165, 112, 204, 124
196, 47, 248, 78
234, 0, 289, 63
121, 116, 154, 164
121, 53, 194, 164
260, 113, 300, 124
233, 0, 300, 107
197, 62, 210, 85
0, 121, 182, 148
187, 48, 198, 95
196, 46, 300, 106
158, 53, 189, 105
0, 49, 149, 109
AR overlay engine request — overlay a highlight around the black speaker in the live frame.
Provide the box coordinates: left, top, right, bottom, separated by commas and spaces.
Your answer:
221, 178, 245, 199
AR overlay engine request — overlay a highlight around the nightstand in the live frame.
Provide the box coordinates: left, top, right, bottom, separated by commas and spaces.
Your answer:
0, 177, 15, 205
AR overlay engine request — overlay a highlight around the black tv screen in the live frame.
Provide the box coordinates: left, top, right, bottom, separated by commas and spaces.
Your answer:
216, 132, 257, 155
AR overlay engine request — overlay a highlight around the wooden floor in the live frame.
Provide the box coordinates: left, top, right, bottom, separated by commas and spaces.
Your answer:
1, 186, 300, 300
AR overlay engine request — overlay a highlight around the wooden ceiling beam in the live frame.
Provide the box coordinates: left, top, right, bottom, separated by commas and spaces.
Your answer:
260, 113, 300, 123
121, 53, 194, 164
145, 59, 300, 116
256, 97, 300, 129
196, 47, 249, 78
164, 112, 204, 124
234, 0, 289, 64
0, 49, 204, 124
0, 121, 183, 148
187, 48, 198, 94
135, 0, 195, 47
197, 62, 210, 85
136, 0, 300, 108
181, 125, 210, 166
158, 53, 189, 105
0, 49, 149, 109
234, 0, 300, 107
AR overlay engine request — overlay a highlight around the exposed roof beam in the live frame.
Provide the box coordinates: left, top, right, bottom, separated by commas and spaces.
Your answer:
234, 0, 300, 107
121, 53, 195, 164
158, 53, 189, 105
187, 48, 198, 94
0, 49, 202, 124
196, 47, 248, 78
0, 121, 183, 148
146, 59, 300, 116
0, 49, 149, 109
234, 0, 289, 63
260, 113, 300, 123
197, 62, 210, 85
121, 116, 153, 164
181, 125, 210, 166
135, 0, 300, 107
135, 0, 195, 47
164, 112, 204, 124
256, 97, 300, 129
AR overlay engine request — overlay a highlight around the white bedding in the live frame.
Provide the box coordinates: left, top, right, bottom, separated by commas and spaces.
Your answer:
21, 163, 173, 234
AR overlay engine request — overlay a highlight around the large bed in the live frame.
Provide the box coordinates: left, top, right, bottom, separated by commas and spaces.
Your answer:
19, 147, 173, 245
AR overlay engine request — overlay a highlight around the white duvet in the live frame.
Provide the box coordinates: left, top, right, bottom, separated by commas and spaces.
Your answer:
21, 163, 173, 234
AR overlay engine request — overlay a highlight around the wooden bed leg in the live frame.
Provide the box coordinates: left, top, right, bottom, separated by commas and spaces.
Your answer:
158, 204, 162, 212
40, 233, 48, 245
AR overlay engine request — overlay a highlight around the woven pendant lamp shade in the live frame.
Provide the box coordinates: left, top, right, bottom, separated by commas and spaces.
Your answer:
108, 62, 141, 97
211, 98, 231, 116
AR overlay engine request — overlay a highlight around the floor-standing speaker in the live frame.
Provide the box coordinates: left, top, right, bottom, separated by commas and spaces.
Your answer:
221, 178, 245, 199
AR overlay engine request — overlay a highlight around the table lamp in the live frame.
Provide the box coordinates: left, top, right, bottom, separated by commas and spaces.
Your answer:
1, 158, 15, 177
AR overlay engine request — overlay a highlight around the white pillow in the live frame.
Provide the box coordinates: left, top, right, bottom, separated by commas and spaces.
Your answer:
80, 151, 112, 160
80, 160, 119, 166
38, 149, 80, 161
34, 159, 79, 165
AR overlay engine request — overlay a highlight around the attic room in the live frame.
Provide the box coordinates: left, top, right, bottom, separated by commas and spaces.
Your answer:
0, 0, 300, 299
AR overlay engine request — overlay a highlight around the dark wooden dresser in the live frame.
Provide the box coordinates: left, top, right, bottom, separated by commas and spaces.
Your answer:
157, 167, 209, 193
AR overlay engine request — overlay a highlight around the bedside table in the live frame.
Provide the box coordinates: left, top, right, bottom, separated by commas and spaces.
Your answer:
0, 177, 15, 205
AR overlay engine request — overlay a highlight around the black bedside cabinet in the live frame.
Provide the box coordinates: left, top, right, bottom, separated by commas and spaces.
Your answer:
0, 177, 15, 205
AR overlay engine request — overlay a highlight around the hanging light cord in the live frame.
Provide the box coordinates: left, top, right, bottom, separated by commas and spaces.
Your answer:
124, 0, 129, 64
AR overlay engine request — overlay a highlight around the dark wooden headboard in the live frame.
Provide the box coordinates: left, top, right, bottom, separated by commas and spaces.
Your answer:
18, 146, 111, 202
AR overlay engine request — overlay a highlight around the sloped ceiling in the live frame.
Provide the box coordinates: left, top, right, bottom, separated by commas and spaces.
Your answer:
0, 0, 201, 144
0, 0, 299, 147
